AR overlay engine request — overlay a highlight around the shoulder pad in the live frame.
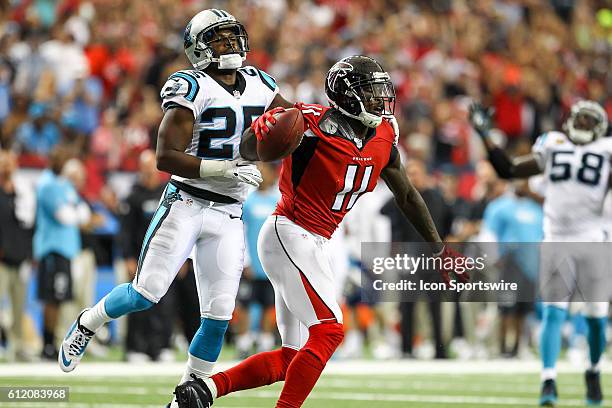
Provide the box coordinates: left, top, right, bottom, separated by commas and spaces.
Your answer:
240, 66, 276, 91
547, 131, 569, 145
163, 71, 203, 102
319, 109, 360, 142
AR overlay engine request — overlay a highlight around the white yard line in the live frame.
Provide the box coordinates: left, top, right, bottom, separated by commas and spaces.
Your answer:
244, 390, 604, 407
0, 360, 593, 378
0, 384, 604, 407
63, 381, 583, 398
316, 378, 585, 396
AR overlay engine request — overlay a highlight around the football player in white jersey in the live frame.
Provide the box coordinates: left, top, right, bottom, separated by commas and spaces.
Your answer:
58, 8, 293, 405
470, 100, 610, 407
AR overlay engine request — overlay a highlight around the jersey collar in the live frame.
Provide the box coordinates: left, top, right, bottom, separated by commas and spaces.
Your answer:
208, 70, 247, 98
320, 109, 377, 150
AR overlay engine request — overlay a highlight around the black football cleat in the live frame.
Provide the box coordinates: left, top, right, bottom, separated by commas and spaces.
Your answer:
539, 379, 558, 406
586, 369, 603, 406
174, 374, 214, 408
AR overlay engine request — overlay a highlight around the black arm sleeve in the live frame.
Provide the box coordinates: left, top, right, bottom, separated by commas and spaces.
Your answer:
487, 146, 515, 179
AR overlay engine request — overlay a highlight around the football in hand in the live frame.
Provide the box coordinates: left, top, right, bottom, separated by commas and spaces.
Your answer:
256, 108, 304, 162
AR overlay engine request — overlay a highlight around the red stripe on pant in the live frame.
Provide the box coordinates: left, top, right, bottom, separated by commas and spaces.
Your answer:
298, 271, 336, 322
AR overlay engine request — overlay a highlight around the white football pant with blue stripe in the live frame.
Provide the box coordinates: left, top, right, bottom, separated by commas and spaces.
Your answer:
133, 184, 245, 319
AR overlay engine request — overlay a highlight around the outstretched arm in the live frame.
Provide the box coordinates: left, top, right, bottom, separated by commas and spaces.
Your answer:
381, 150, 470, 283
469, 103, 542, 179
380, 151, 443, 249
240, 93, 294, 161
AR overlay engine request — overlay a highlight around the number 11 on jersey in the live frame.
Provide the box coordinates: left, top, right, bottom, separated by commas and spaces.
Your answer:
332, 165, 373, 211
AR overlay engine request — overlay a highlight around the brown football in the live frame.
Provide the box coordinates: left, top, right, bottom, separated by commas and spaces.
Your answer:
256, 108, 304, 162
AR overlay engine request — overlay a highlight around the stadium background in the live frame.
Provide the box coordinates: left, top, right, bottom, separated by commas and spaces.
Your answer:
0, 0, 611, 407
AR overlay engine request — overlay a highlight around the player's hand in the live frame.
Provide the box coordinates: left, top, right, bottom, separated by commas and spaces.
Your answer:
223, 159, 263, 187
434, 245, 470, 285
468, 103, 494, 139
252, 107, 286, 141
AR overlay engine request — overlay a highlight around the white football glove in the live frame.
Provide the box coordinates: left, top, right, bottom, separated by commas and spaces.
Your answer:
199, 159, 263, 187
223, 160, 263, 187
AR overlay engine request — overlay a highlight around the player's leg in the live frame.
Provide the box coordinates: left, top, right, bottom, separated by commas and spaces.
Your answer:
255, 279, 277, 352
576, 241, 609, 406
583, 302, 608, 406
202, 289, 302, 402
39, 253, 73, 360
59, 185, 200, 372
264, 216, 344, 408
234, 277, 254, 359
187, 214, 344, 407
175, 203, 245, 386
539, 301, 568, 406
538, 241, 577, 406
178, 219, 305, 406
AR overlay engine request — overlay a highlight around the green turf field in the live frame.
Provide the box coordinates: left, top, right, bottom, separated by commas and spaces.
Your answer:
0, 372, 610, 408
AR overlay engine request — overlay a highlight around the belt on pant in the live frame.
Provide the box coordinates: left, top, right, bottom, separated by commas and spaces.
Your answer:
169, 180, 238, 204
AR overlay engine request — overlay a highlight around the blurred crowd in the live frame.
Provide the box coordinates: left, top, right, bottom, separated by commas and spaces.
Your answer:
1, 0, 610, 200
0, 0, 610, 361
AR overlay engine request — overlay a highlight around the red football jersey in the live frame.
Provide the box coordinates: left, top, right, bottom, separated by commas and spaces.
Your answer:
274, 104, 396, 239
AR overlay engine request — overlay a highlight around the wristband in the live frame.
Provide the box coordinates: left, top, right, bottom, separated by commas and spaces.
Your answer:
199, 160, 228, 178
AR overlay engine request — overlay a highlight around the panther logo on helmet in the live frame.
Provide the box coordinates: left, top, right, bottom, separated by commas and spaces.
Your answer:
183, 22, 193, 49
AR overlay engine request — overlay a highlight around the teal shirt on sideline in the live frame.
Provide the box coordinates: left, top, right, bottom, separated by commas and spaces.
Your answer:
243, 188, 280, 280
483, 193, 543, 280
33, 170, 82, 260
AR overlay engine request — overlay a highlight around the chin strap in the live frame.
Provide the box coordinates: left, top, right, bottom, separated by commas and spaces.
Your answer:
329, 100, 382, 128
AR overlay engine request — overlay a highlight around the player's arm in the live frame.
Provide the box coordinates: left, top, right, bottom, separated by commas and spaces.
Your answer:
469, 103, 542, 179
268, 93, 294, 110
156, 107, 201, 178
240, 127, 260, 161
381, 150, 470, 283
240, 93, 294, 161
380, 149, 443, 248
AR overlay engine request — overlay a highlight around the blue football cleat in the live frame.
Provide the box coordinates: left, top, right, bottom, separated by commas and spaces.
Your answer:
58, 309, 95, 373
539, 379, 558, 406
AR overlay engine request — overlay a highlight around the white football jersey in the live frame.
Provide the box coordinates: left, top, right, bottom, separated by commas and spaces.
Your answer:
532, 131, 612, 237
160, 66, 278, 202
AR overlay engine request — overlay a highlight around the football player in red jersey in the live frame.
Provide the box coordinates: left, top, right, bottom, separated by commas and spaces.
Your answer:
172, 56, 468, 408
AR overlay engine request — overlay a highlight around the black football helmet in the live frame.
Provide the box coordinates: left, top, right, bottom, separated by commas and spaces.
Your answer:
325, 55, 395, 128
